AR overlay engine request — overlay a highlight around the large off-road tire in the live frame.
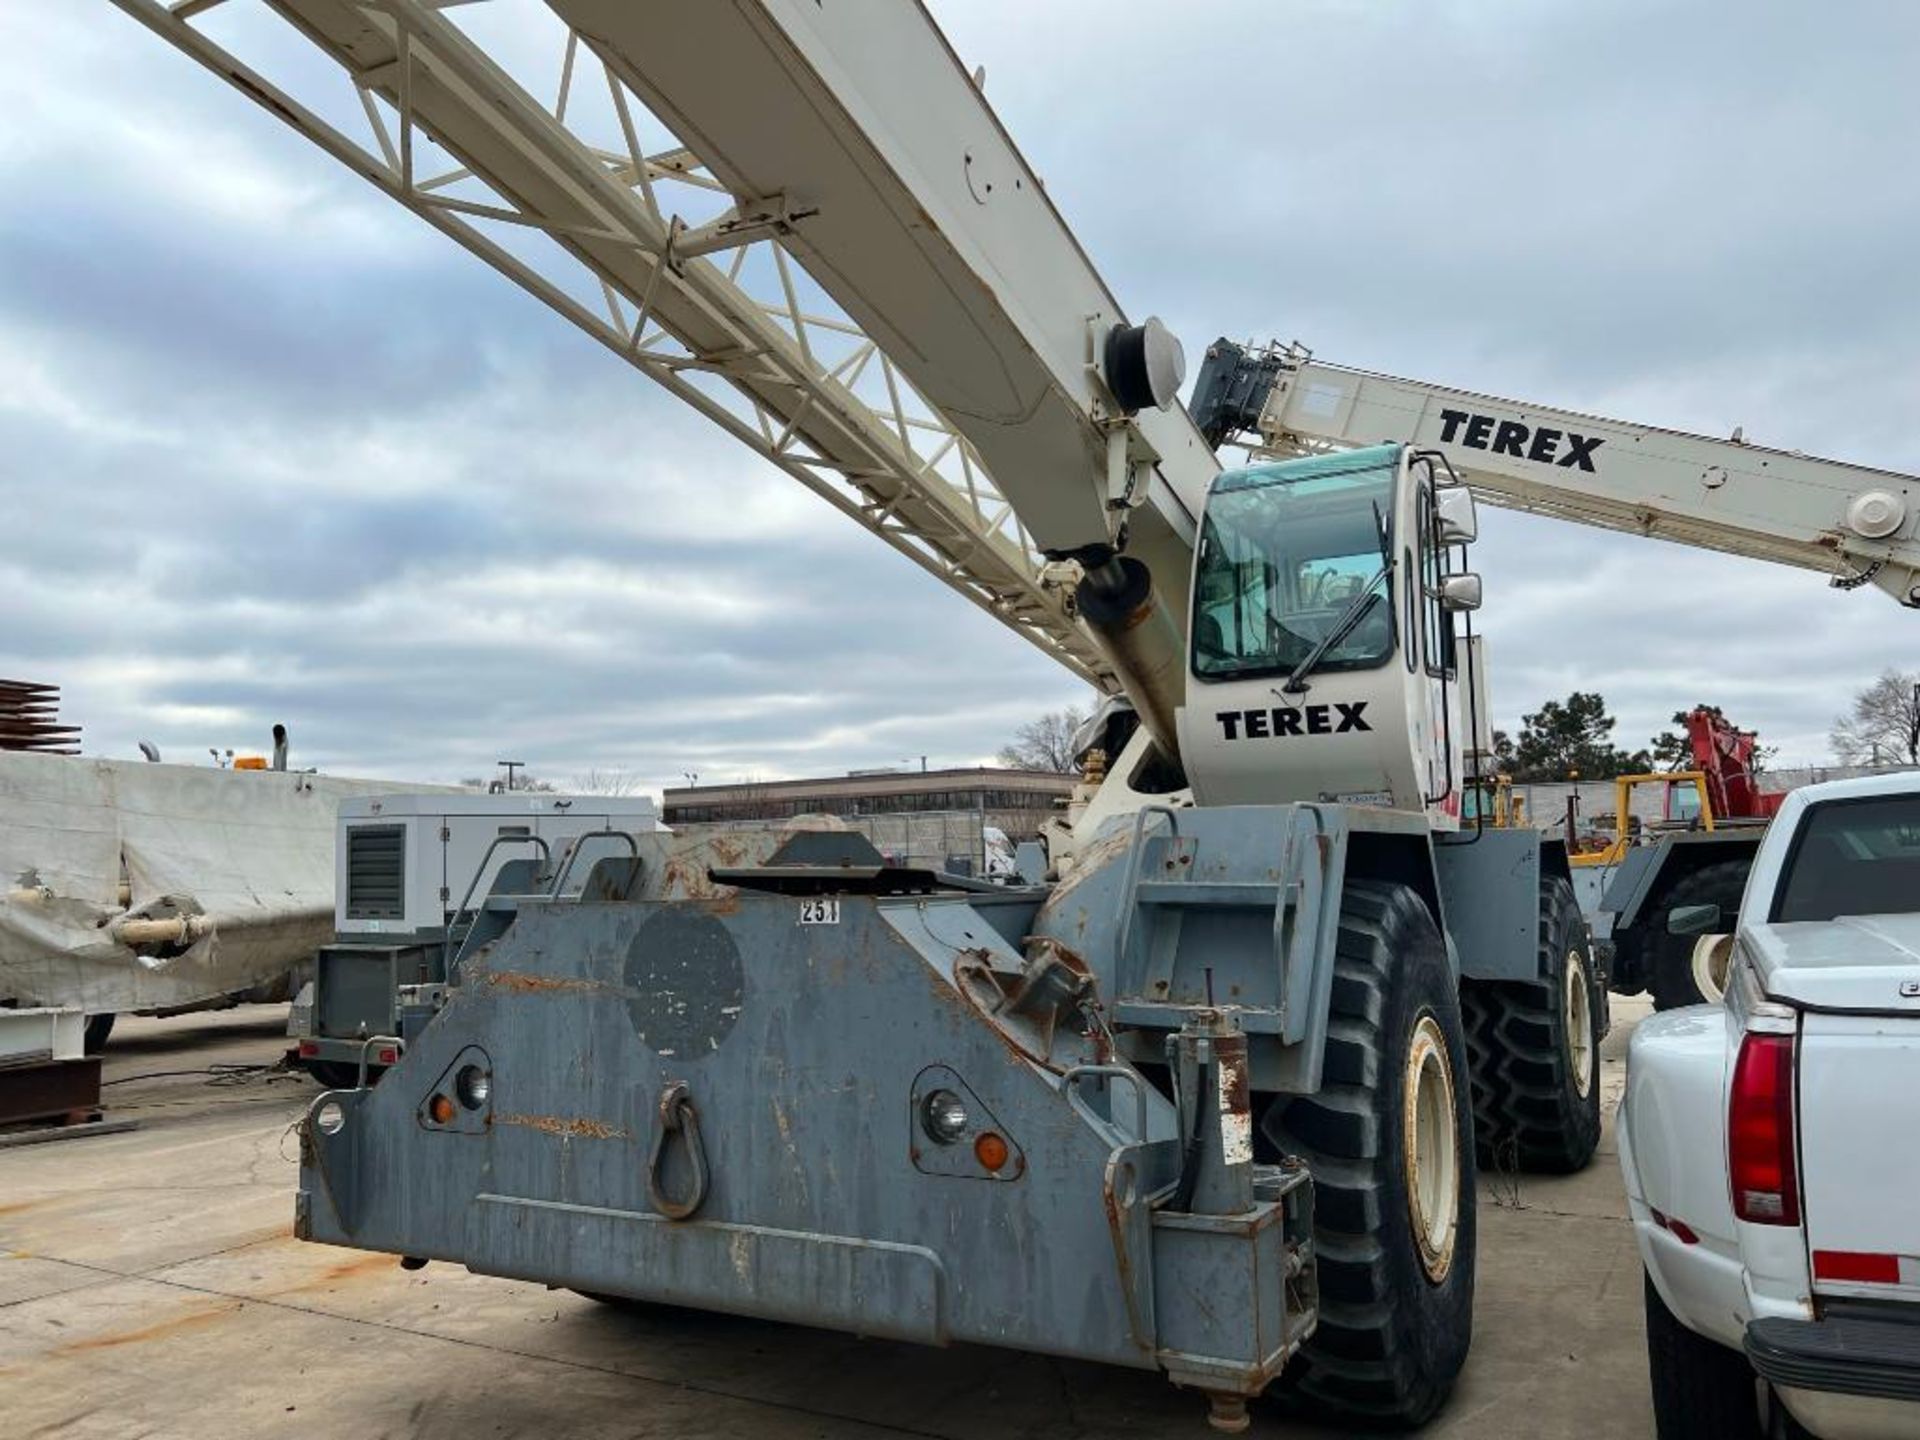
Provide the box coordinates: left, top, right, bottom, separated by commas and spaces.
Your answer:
1462, 876, 1602, 1175
1262, 880, 1476, 1428
1643, 1271, 1760, 1438
1649, 860, 1750, 1011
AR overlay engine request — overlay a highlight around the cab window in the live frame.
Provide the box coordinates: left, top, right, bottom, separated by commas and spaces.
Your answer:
1193, 451, 1396, 682
1419, 488, 1455, 678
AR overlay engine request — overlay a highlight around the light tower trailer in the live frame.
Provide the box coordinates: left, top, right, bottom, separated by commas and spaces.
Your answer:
299, 445, 1598, 1432
291, 792, 667, 1089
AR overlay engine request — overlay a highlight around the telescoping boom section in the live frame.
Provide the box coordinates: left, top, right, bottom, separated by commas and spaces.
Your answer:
1192, 341, 1920, 609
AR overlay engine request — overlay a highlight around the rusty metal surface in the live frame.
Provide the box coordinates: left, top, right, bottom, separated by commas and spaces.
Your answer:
0, 680, 79, 755
1029, 804, 1353, 1093
0, 1057, 102, 1127
285, 805, 1451, 1412
300, 886, 1197, 1374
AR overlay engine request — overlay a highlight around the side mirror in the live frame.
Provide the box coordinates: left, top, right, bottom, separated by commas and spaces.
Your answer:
1436, 573, 1482, 612
1668, 903, 1722, 936
1435, 486, 1479, 544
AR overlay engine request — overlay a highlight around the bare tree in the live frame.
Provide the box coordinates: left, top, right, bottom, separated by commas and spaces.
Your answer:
734, 778, 786, 820
571, 768, 643, 796
459, 772, 557, 793
1832, 669, 1920, 766
997, 707, 1086, 773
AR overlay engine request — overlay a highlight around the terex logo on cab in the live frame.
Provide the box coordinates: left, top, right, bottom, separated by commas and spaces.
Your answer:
1217, 703, 1370, 740
1438, 408, 1604, 473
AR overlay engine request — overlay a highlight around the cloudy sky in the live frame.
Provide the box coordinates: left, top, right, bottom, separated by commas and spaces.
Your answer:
3, 1, 1915, 791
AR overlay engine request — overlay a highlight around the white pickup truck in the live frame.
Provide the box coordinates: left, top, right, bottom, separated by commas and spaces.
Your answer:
1618, 771, 1920, 1440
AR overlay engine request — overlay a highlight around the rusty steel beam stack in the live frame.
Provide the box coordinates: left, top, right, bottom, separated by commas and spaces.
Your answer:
0, 680, 80, 754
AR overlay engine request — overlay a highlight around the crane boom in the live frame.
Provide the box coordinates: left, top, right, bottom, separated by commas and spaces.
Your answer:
558, 0, 1217, 557
1194, 343, 1920, 608
107, 0, 1219, 716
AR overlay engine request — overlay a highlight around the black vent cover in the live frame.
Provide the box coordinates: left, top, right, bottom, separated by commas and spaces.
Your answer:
345, 824, 406, 920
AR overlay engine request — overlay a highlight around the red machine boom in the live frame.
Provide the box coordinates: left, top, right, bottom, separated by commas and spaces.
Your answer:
1683, 706, 1784, 821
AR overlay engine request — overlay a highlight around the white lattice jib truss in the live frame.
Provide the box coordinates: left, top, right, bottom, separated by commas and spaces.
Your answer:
113, 0, 1117, 688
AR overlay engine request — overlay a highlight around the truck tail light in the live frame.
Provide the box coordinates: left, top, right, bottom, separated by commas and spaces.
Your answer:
1729, 1031, 1798, 1226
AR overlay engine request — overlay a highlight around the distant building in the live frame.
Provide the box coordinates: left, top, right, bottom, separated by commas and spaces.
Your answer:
662, 766, 1073, 841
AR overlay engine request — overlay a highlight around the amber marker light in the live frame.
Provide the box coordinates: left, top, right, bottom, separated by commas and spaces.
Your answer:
974, 1132, 1009, 1172
428, 1093, 456, 1126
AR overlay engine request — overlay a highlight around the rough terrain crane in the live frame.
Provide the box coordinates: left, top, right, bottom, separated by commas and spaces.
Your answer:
96, 0, 1920, 1430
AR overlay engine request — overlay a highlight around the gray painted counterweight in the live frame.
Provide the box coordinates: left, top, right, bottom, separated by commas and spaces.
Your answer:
298, 803, 1551, 1409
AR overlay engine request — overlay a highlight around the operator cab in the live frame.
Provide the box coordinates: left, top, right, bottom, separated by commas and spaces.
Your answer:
1175, 443, 1482, 827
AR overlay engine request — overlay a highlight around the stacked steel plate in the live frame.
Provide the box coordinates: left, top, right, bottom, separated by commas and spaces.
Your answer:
0, 680, 79, 754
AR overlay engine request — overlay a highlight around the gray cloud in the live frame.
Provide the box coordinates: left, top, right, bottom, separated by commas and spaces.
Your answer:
2, 0, 1914, 795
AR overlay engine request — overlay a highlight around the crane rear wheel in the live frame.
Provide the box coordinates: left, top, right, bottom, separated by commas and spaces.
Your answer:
1462, 876, 1603, 1175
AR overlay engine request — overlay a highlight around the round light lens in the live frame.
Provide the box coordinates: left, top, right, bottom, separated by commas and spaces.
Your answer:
315, 1100, 345, 1135
456, 1064, 491, 1110
922, 1089, 969, 1144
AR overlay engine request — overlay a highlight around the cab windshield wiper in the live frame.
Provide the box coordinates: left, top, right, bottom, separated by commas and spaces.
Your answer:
1279, 575, 1385, 695
1280, 501, 1392, 697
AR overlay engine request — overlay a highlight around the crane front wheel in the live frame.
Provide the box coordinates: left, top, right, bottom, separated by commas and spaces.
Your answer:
1261, 879, 1476, 1428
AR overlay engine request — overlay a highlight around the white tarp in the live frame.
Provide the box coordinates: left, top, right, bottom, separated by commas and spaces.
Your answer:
0, 753, 441, 1016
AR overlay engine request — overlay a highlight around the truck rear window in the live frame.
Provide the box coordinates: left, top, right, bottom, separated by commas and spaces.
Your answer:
1771, 795, 1920, 923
